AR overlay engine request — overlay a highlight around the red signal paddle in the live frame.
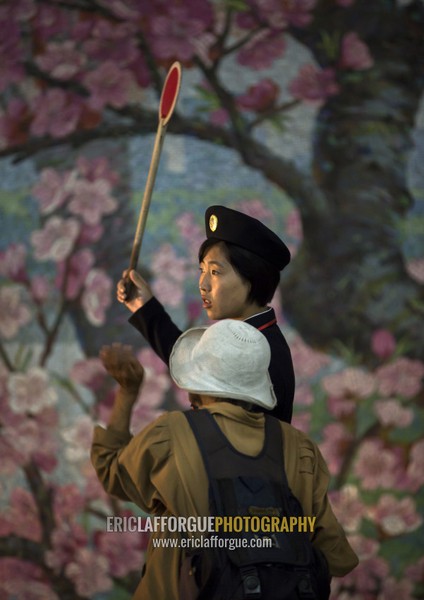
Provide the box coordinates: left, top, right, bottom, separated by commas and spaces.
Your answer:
128, 61, 182, 274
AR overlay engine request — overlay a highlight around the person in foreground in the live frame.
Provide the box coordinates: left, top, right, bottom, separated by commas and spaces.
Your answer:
117, 204, 295, 423
91, 320, 358, 599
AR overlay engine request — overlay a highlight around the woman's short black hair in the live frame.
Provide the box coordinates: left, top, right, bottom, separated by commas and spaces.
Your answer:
198, 238, 280, 306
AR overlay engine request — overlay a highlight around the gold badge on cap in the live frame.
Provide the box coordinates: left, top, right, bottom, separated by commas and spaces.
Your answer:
209, 214, 218, 232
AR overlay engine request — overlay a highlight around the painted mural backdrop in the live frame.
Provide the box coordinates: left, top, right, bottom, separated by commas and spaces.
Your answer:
0, 0, 423, 598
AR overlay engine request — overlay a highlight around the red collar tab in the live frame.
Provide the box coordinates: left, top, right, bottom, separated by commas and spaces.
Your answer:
257, 318, 277, 331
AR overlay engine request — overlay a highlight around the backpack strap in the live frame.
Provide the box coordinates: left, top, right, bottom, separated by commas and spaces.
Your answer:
184, 409, 287, 513
185, 408, 228, 514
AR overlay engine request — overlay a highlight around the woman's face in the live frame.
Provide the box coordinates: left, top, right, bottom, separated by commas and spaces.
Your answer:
199, 243, 253, 321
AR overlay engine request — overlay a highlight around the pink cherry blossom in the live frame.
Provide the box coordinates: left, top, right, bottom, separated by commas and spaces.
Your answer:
32, 167, 75, 214
176, 212, 204, 264
373, 398, 414, 428
238, 31, 287, 70
3, 413, 59, 472
172, 381, 190, 409
45, 522, 88, 572
406, 556, 424, 584
236, 200, 274, 223
327, 395, 356, 418
3, 487, 42, 542
55, 248, 95, 300
294, 383, 314, 406
98, 0, 141, 20
151, 244, 188, 307
269, 288, 283, 323
31, 216, 80, 262
83, 61, 136, 111
65, 547, 113, 597
187, 299, 203, 324
35, 40, 86, 80
367, 493, 422, 536
78, 222, 104, 244
289, 65, 340, 104
210, 107, 230, 126
236, 0, 286, 29
290, 334, 330, 380
0, 286, 31, 339
53, 484, 86, 522
152, 277, 185, 308
0, 434, 26, 474
339, 554, 389, 595
340, 32, 373, 71
348, 532, 380, 559
71, 356, 106, 391
290, 411, 311, 433
30, 89, 82, 138
0, 243, 27, 280
319, 422, 355, 475
0, 21, 25, 93
321, 366, 376, 399
97, 530, 144, 577
68, 178, 118, 225
0, 0, 36, 21
30, 275, 50, 302
285, 208, 303, 242
329, 485, 365, 532
375, 357, 424, 399
0, 558, 58, 600
353, 438, 404, 489
76, 155, 120, 187
83, 465, 110, 502
406, 439, 424, 492
235, 4, 277, 29
336, 535, 389, 594
148, 2, 213, 62
139, 346, 169, 375
62, 415, 94, 463
378, 577, 415, 600
371, 328, 396, 359
81, 268, 113, 326
406, 257, 424, 284
130, 348, 168, 431
83, 20, 139, 65
238, 79, 280, 112
281, 0, 317, 27
33, 3, 71, 40
7, 367, 57, 415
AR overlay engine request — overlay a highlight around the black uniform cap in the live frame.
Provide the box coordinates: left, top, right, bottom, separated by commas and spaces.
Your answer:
205, 205, 291, 271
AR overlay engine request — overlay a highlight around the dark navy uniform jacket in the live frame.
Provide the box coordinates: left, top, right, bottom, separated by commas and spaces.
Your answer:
129, 297, 295, 423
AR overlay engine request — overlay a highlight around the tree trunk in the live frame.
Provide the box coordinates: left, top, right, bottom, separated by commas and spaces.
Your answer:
280, 0, 424, 362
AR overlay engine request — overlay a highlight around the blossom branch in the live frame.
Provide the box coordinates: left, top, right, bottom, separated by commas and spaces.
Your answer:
334, 422, 381, 490
247, 99, 301, 131
0, 535, 86, 600
23, 462, 55, 547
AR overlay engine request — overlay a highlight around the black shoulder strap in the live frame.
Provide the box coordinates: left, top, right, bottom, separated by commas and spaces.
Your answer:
185, 409, 227, 514
184, 409, 288, 512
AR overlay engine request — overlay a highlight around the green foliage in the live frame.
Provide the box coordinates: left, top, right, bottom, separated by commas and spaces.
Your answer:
317, 30, 341, 61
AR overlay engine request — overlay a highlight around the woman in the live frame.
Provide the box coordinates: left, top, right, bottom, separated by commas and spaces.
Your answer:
117, 205, 295, 422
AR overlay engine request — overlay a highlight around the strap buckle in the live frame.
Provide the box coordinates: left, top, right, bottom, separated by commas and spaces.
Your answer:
241, 566, 261, 599
295, 569, 316, 599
